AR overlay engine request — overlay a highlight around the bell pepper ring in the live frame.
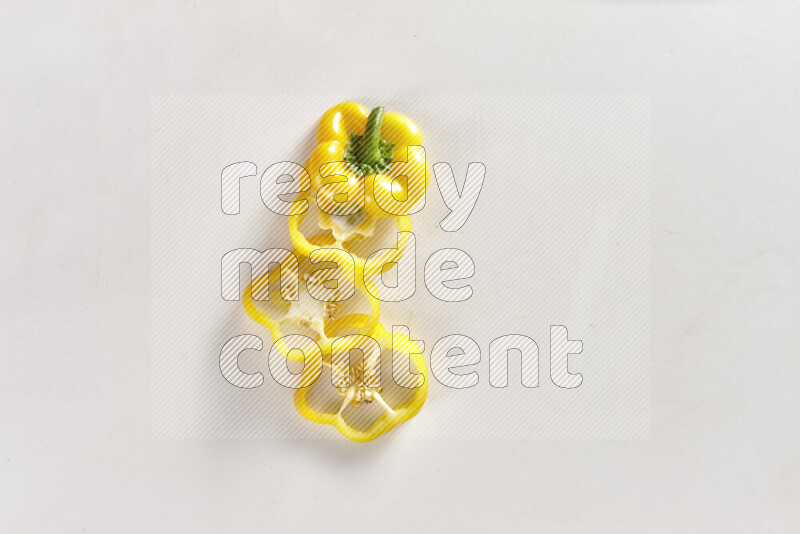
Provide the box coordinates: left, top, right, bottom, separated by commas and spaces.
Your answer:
242, 233, 382, 363
288, 196, 414, 278
294, 313, 428, 442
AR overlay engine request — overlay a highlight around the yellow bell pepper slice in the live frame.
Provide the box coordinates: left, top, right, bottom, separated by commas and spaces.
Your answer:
294, 313, 428, 442
288, 197, 413, 277
242, 233, 382, 363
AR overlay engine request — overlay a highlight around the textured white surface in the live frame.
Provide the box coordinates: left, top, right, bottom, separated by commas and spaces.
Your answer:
2, 1, 799, 532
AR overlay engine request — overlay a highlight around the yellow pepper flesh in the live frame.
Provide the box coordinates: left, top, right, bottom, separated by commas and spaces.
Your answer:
294, 314, 428, 442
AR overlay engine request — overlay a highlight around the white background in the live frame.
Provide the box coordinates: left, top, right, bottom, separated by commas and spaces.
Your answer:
2, 1, 799, 532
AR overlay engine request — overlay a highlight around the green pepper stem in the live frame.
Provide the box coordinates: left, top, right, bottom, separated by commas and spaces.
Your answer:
357, 107, 386, 167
